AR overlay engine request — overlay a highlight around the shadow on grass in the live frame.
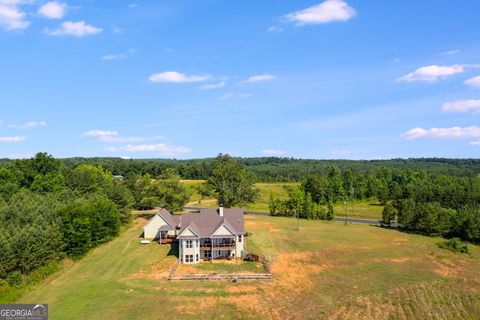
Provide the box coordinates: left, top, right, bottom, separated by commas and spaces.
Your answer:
167, 243, 179, 258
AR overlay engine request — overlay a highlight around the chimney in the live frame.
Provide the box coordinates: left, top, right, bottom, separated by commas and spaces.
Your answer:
219, 206, 224, 217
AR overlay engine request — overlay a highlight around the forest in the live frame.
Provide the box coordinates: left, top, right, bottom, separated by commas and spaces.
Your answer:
1, 156, 479, 182
0, 153, 479, 296
269, 166, 480, 244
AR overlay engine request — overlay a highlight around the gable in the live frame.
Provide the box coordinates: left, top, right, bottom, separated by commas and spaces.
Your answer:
211, 224, 236, 237
144, 213, 172, 230
178, 226, 199, 238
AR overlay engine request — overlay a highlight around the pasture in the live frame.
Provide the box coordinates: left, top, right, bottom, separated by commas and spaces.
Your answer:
18, 213, 480, 319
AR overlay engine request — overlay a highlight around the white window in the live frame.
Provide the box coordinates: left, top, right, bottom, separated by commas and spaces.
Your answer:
239, 235, 242, 242
186, 240, 193, 248
196, 254, 199, 262
185, 254, 193, 263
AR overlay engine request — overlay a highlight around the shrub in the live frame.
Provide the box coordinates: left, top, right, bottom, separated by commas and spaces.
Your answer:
6, 272, 22, 286
438, 238, 469, 254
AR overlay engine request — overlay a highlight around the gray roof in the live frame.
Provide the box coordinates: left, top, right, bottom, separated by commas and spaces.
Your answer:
158, 208, 177, 228
158, 207, 244, 238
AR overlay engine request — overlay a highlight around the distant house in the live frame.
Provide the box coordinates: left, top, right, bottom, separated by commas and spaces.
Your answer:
143, 207, 245, 264
112, 175, 124, 180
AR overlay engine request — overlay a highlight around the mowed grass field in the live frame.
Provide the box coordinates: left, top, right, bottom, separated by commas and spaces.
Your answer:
183, 180, 383, 220
18, 214, 480, 319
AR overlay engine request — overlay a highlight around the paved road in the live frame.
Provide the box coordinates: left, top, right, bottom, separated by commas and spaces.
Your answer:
184, 206, 386, 226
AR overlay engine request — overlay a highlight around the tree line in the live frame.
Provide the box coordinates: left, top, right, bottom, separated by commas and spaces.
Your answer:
269, 165, 480, 242
2, 156, 479, 182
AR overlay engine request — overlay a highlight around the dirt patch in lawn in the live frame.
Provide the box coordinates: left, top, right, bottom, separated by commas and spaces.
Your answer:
128, 258, 176, 280
227, 285, 258, 294
245, 219, 275, 229
222, 250, 334, 319
428, 255, 461, 278
174, 296, 219, 316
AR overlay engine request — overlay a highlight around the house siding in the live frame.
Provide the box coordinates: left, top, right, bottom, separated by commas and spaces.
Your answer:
143, 214, 172, 239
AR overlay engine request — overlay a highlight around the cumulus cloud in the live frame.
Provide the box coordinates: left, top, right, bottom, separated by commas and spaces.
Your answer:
98, 135, 164, 143
285, 0, 356, 26
465, 75, 480, 89
84, 129, 119, 137
83, 129, 164, 143
38, 1, 66, 19
0, 136, 25, 142
109, 143, 192, 157
330, 149, 352, 157
267, 26, 283, 33
9, 120, 47, 129
46, 21, 102, 37
402, 126, 480, 140
398, 64, 465, 83
442, 49, 460, 56
198, 81, 225, 90
102, 48, 135, 61
262, 149, 286, 156
442, 100, 480, 113
149, 71, 211, 83
0, 0, 30, 30
243, 74, 277, 83
219, 92, 251, 100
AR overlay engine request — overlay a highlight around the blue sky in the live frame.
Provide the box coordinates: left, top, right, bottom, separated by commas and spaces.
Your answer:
1, 0, 480, 159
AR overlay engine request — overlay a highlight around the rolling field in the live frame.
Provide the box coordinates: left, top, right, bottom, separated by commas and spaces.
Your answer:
18, 214, 480, 319
183, 180, 383, 220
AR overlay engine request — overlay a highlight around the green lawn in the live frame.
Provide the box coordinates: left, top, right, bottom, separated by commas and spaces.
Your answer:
17, 214, 480, 319
183, 181, 383, 220
333, 199, 384, 220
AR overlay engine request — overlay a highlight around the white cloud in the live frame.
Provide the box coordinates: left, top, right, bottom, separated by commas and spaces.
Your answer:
38, 1, 66, 19
0, 1, 30, 30
470, 140, 480, 145
9, 120, 47, 129
285, 0, 356, 26
402, 126, 480, 140
98, 135, 164, 143
149, 71, 211, 83
442, 49, 460, 56
102, 48, 135, 61
83, 129, 164, 143
46, 21, 102, 37
243, 74, 277, 83
262, 149, 286, 156
198, 81, 225, 90
128, 3, 138, 8
83, 129, 118, 137
110, 143, 192, 157
465, 75, 480, 89
219, 92, 251, 100
397, 64, 465, 83
330, 149, 352, 157
442, 99, 480, 113
0, 136, 25, 142
267, 26, 283, 33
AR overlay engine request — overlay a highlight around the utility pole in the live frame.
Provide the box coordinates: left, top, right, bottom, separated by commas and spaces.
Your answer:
344, 197, 348, 225
351, 187, 355, 221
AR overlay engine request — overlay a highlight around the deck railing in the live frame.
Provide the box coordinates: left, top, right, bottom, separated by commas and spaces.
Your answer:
200, 242, 235, 248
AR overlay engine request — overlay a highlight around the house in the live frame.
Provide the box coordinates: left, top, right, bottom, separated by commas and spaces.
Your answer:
143, 207, 245, 264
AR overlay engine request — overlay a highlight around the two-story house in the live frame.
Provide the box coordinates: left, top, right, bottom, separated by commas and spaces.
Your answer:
143, 207, 245, 264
